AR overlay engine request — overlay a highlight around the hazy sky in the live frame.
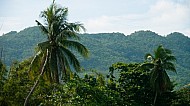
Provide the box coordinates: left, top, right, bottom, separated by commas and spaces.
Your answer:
0, 0, 190, 36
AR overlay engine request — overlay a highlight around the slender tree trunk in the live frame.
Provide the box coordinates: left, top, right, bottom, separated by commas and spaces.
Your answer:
153, 91, 158, 106
24, 50, 49, 106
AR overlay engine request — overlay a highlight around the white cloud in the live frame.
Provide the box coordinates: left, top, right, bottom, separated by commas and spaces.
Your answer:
0, 17, 20, 35
127, 0, 190, 36
84, 0, 190, 36
85, 16, 112, 30
0, 17, 36, 36
0, 0, 189, 37
146, 0, 190, 33
0, 0, 51, 35
84, 15, 146, 34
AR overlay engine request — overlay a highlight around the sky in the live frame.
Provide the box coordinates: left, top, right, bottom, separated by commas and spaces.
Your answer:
0, 0, 190, 36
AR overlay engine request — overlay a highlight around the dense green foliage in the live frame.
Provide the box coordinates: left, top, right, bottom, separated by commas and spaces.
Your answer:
0, 29, 189, 88
108, 62, 177, 106
1, 58, 189, 105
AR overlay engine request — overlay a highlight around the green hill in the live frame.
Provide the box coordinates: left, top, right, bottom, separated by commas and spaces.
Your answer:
0, 26, 190, 87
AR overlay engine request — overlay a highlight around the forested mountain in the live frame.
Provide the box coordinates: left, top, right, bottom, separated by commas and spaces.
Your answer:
0, 26, 190, 87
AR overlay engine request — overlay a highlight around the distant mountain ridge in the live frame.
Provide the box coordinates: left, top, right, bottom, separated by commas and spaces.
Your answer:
0, 26, 190, 88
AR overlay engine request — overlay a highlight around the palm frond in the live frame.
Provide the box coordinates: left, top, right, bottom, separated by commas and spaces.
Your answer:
164, 48, 172, 54
37, 41, 51, 52
60, 40, 89, 58
162, 70, 172, 91
64, 22, 86, 32
40, 4, 54, 26
140, 62, 154, 70
59, 46, 80, 72
164, 62, 176, 73
55, 7, 68, 22
35, 20, 49, 36
165, 55, 176, 62
57, 51, 72, 80
59, 30, 80, 40
154, 45, 164, 59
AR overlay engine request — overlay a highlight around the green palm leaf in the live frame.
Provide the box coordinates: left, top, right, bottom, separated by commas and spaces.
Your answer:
165, 55, 176, 62
59, 30, 80, 40
59, 46, 80, 72
60, 40, 89, 58
64, 22, 86, 32
35, 20, 48, 35
162, 70, 172, 91
163, 62, 176, 73
37, 41, 51, 52
57, 51, 72, 80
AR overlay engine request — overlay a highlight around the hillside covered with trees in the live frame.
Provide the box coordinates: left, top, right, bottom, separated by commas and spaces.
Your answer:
0, 27, 190, 88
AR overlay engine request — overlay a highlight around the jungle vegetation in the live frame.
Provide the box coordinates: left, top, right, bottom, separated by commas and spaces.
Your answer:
0, 1, 190, 106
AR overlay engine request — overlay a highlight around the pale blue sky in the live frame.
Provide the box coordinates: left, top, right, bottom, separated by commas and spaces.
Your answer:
0, 0, 190, 36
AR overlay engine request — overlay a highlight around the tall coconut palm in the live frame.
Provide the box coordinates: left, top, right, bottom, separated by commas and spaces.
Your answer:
144, 45, 176, 106
24, 2, 89, 105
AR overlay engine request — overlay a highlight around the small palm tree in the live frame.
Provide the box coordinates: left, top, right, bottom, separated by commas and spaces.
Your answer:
24, 2, 89, 105
144, 45, 176, 106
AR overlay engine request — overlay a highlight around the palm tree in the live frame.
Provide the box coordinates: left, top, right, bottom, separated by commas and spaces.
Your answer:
24, 2, 89, 105
144, 45, 176, 106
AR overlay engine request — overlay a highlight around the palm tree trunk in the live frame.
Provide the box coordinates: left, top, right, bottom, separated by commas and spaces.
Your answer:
24, 49, 49, 106
56, 53, 60, 83
153, 91, 158, 106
